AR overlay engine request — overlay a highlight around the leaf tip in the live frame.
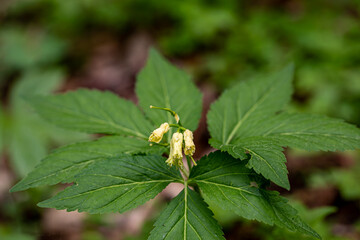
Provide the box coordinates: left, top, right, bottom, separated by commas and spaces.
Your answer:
148, 47, 161, 58
284, 182, 291, 191
37, 200, 51, 208
9, 184, 23, 193
276, 176, 290, 191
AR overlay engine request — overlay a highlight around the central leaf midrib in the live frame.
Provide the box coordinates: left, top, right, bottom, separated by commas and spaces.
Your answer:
188, 194, 215, 239
154, 59, 173, 143
183, 184, 188, 239
44, 102, 147, 138
47, 180, 172, 202
224, 84, 276, 145
196, 180, 255, 195
24, 157, 103, 186
214, 185, 270, 222
162, 196, 185, 239
245, 147, 282, 181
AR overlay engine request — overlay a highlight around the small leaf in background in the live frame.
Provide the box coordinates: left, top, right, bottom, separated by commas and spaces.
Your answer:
0, 27, 66, 70
10, 69, 64, 114
8, 119, 47, 177
10, 136, 166, 192
30, 89, 154, 138
0, 226, 34, 240
149, 187, 225, 240
190, 151, 320, 239
2, 70, 88, 177
330, 165, 360, 200
37, 155, 181, 214
136, 49, 203, 134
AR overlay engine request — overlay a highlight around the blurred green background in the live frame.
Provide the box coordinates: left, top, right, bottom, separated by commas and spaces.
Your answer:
1, 0, 360, 239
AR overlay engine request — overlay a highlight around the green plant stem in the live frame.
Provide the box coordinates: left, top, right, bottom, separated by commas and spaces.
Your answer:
169, 124, 186, 131
150, 105, 176, 116
190, 155, 197, 166
150, 105, 183, 126
180, 166, 189, 179
186, 155, 192, 172
152, 142, 169, 147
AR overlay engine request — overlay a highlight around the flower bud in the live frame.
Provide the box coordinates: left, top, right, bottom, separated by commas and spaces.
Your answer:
166, 132, 183, 167
171, 132, 183, 159
148, 122, 170, 143
174, 113, 180, 123
183, 129, 195, 156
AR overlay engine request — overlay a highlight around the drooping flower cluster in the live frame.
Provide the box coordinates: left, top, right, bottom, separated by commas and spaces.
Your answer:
148, 122, 195, 168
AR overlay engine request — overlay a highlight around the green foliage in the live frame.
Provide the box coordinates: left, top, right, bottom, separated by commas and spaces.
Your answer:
37, 155, 181, 214
310, 160, 360, 201
0, 27, 66, 71
207, 65, 293, 189
331, 166, 360, 200
30, 89, 154, 138
4, 0, 360, 127
10, 136, 166, 192
2, 70, 87, 176
0, 227, 34, 240
190, 151, 319, 238
258, 202, 345, 240
207, 64, 294, 144
207, 65, 360, 189
10, 49, 360, 239
136, 49, 203, 132
10, 70, 63, 113
149, 187, 225, 240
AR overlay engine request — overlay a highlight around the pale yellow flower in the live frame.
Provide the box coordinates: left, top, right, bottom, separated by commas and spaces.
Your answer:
184, 129, 195, 156
166, 132, 183, 167
148, 122, 170, 143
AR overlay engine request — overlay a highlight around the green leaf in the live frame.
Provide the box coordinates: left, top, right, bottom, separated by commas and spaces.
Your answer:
211, 137, 289, 190
331, 166, 360, 200
259, 202, 337, 240
10, 69, 64, 114
37, 154, 180, 214
30, 89, 154, 138
260, 190, 322, 239
149, 187, 225, 240
10, 136, 166, 192
207, 64, 294, 145
216, 113, 360, 189
0, 27, 66, 70
136, 49, 202, 134
207, 65, 360, 189
4, 70, 88, 177
249, 113, 360, 151
8, 119, 47, 177
190, 151, 320, 239
190, 151, 273, 224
